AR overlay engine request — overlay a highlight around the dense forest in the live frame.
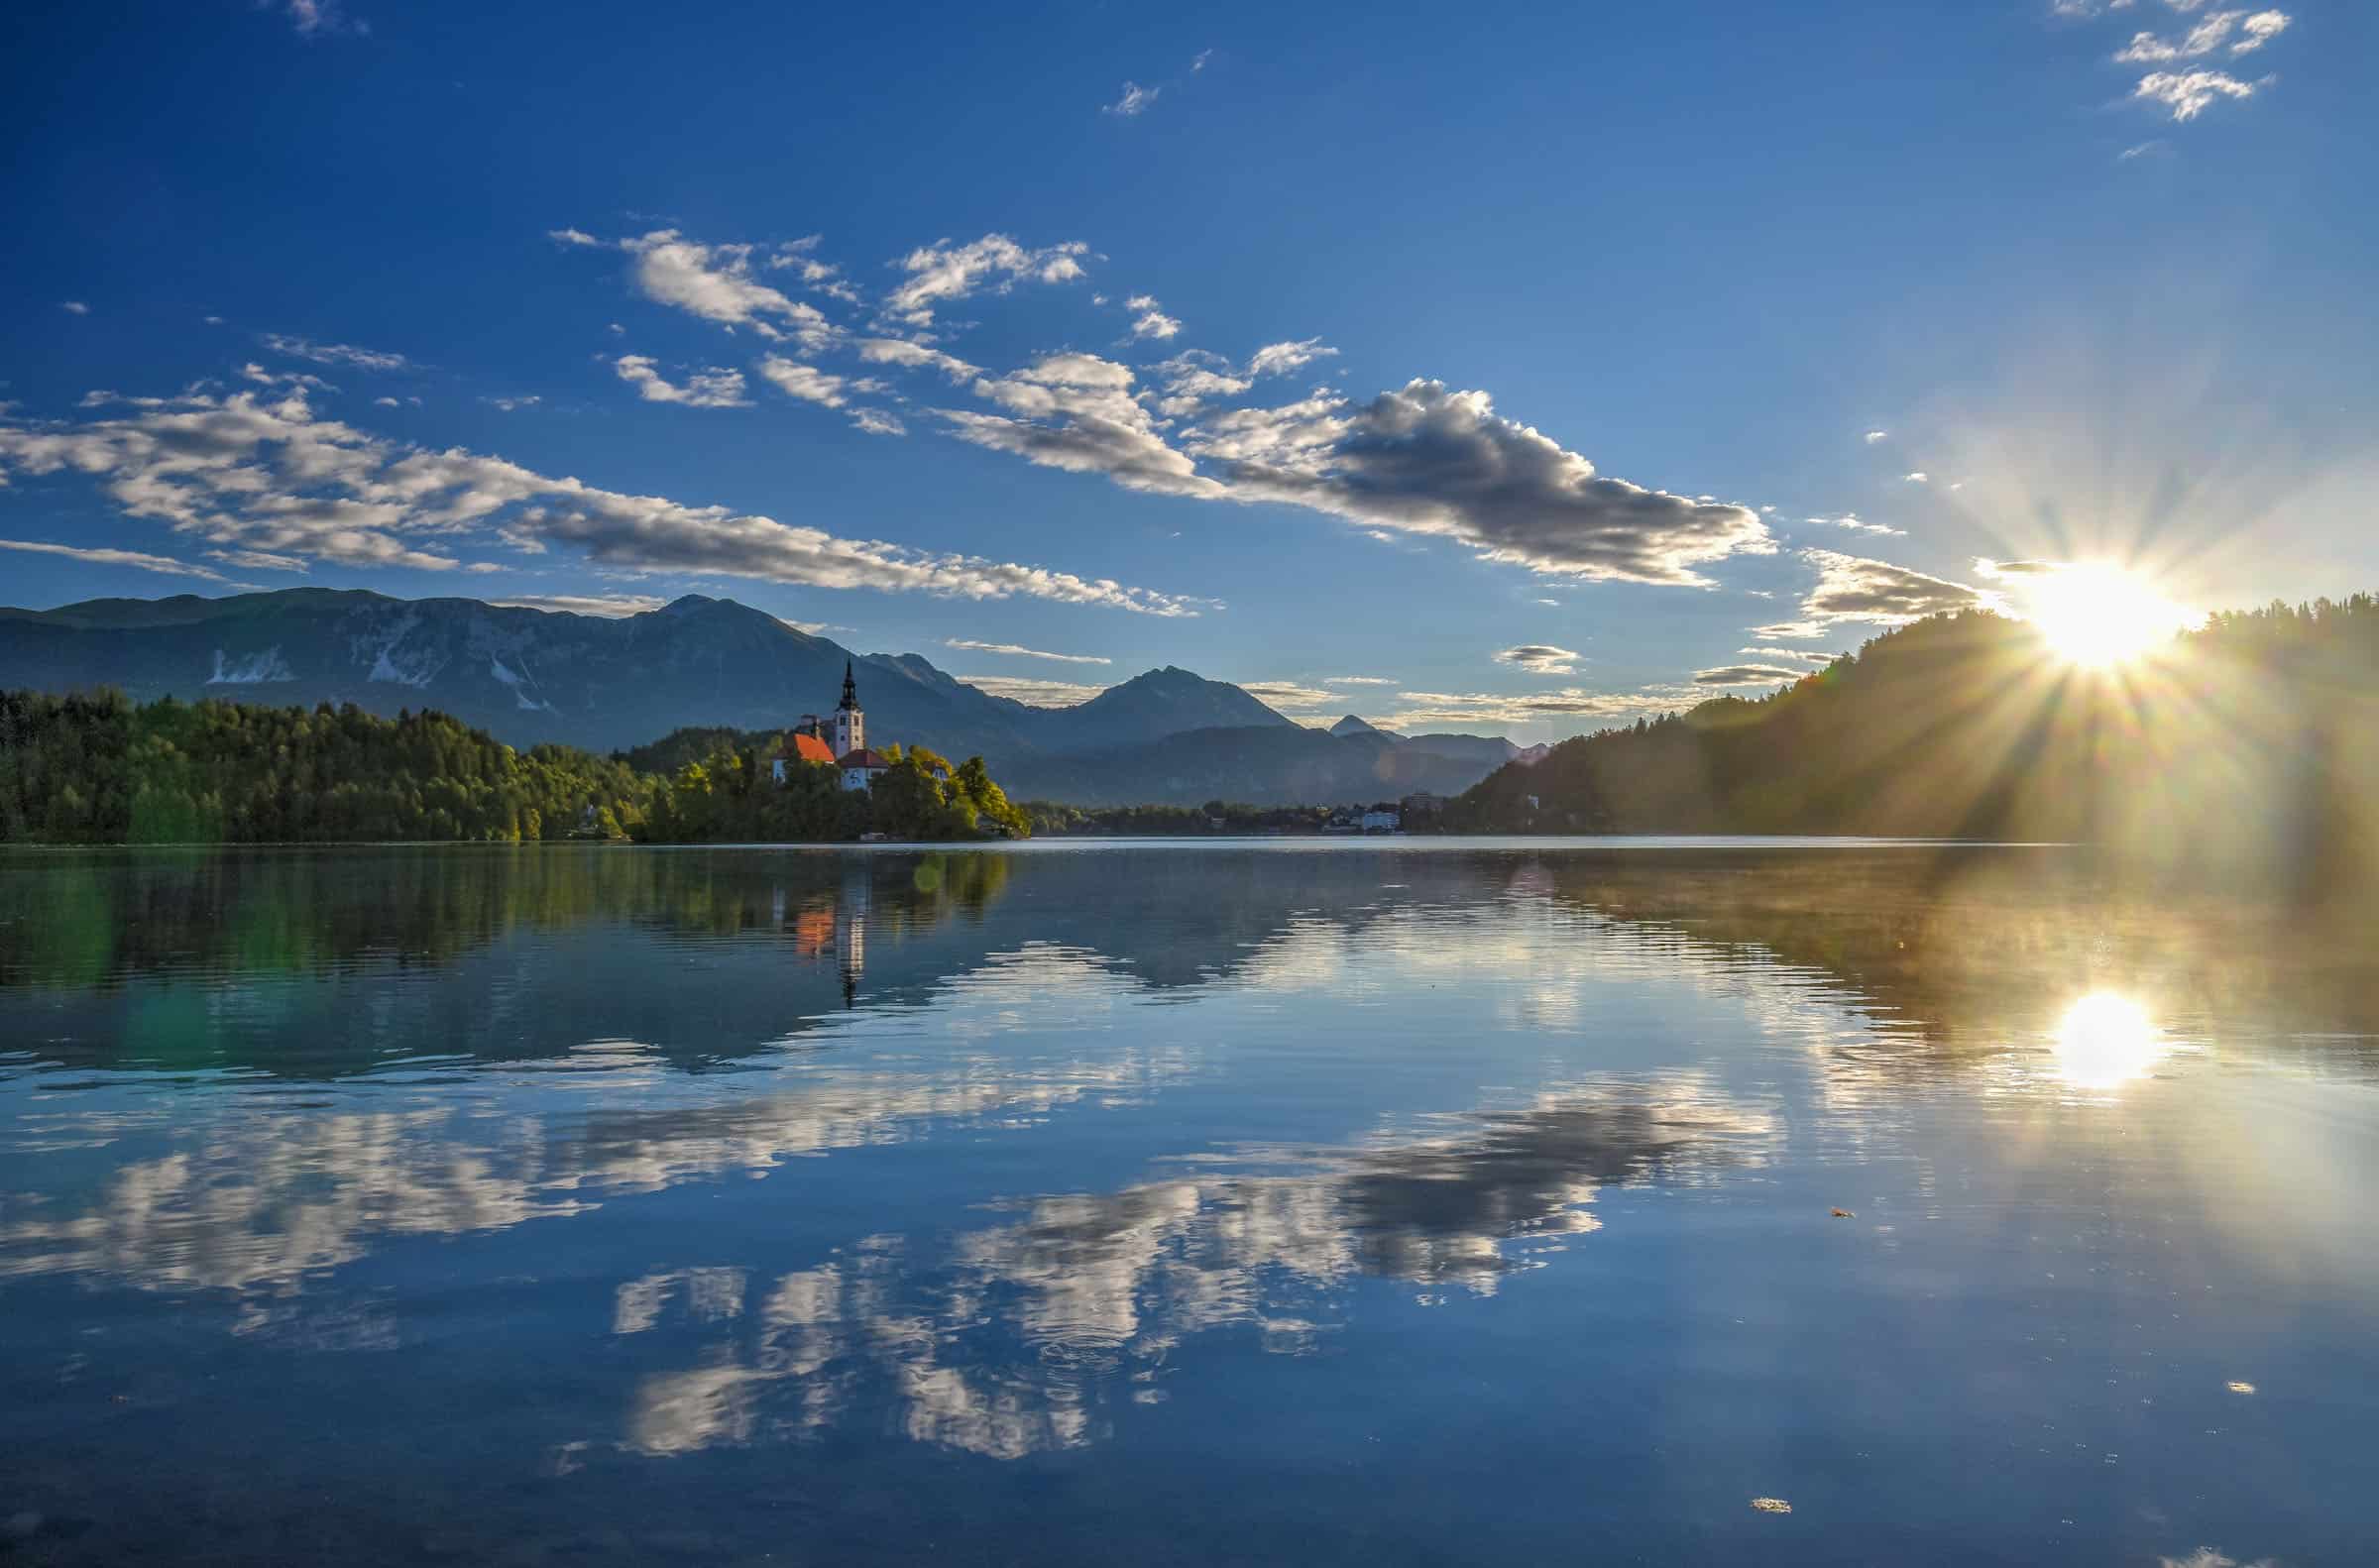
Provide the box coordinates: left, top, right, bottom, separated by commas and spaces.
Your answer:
0, 689, 648, 843
1449, 595, 2379, 886
0, 691, 1028, 844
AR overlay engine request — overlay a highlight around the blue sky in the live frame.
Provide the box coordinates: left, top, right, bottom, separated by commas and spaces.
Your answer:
3, 0, 2373, 738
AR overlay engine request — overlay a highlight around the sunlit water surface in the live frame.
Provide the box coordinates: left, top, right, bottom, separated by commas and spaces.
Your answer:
3, 841, 2375, 1565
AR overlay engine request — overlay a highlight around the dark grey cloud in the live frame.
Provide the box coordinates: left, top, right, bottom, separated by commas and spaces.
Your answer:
1692, 663, 1808, 687
1494, 643, 1583, 674
1193, 381, 1774, 587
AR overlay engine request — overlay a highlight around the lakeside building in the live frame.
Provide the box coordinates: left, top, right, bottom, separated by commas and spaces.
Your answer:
770, 662, 894, 792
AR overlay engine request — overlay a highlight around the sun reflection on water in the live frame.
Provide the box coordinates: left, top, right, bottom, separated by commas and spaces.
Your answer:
2051, 993, 2169, 1090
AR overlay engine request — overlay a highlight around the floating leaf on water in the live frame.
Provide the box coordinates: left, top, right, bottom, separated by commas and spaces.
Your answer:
2225, 1381, 2256, 1395
1750, 1498, 1792, 1514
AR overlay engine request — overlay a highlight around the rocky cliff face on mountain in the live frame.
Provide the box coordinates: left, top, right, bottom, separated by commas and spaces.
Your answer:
0, 589, 1546, 805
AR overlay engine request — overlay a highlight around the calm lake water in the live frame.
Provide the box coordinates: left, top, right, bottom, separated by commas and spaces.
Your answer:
3, 840, 2375, 1565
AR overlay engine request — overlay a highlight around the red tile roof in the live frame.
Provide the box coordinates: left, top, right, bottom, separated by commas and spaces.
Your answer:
837, 747, 893, 770
777, 732, 836, 765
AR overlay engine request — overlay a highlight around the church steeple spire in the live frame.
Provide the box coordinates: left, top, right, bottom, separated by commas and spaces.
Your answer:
830, 659, 864, 759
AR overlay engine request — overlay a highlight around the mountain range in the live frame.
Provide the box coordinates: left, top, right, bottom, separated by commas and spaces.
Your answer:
0, 589, 1544, 805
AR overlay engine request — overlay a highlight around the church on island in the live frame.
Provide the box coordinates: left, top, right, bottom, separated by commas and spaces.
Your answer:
769, 662, 895, 792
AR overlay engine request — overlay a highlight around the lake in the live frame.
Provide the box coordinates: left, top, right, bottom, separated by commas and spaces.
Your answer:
2, 840, 2375, 1565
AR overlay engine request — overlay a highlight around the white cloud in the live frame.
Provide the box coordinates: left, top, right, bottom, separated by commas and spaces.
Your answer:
614, 355, 750, 408
1247, 339, 1337, 378
60, 300, 90, 316
1191, 49, 1212, 71
1149, 352, 1254, 415
278, 0, 362, 36
1738, 645, 1837, 664
1494, 643, 1583, 675
2230, 10, 2290, 53
764, 236, 862, 305
260, 333, 412, 372
1239, 680, 1336, 711
2116, 10, 2234, 60
961, 674, 1110, 707
547, 227, 599, 247
2115, 8, 2286, 61
240, 363, 334, 392
1325, 675, 1398, 686
1903, 471, 1929, 483
756, 357, 885, 409
2118, 138, 2171, 160
1378, 685, 1703, 731
945, 638, 1113, 665
373, 395, 400, 407
1863, 429, 1888, 443
1754, 548, 1990, 636
565, 230, 848, 349
480, 394, 540, 411
1810, 513, 1905, 536
0, 537, 230, 580
1103, 81, 1160, 117
2133, 68, 2263, 119
945, 354, 1225, 500
0, 389, 1211, 615
883, 235, 1089, 327
1126, 295, 1183, 340
489, 593, 670, 617
856, 338, 979, 382
210, 548, 309, 573
847, 407, 906, 437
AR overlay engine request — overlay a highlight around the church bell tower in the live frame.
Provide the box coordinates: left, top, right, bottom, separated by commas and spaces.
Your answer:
831, 660, 863, 757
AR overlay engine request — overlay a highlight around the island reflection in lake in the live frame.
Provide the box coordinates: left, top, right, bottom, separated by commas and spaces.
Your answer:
2, 840, 2374, 1565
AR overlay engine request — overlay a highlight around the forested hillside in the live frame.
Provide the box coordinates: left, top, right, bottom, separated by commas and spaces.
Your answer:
0, 691, 1028, 844
0, 690, 646, 843
1449, 596, 2379, 885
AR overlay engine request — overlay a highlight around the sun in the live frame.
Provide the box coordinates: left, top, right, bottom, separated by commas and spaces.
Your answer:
2009, 562, 2197, 669
2051, 993, 2168, 1090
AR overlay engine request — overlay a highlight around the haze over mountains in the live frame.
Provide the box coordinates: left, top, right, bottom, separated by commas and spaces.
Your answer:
0, 589, 1542, 805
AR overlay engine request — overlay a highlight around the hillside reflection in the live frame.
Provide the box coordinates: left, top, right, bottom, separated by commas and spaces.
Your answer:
0, 947, 1193, 1294
6, 845, 2378, 1311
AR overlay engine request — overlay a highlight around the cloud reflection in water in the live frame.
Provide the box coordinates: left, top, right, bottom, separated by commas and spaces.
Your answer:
615, 1074, 1773, 1460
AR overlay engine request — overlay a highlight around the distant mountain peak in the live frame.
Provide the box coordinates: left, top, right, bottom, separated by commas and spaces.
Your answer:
0, 587, 1530, 802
